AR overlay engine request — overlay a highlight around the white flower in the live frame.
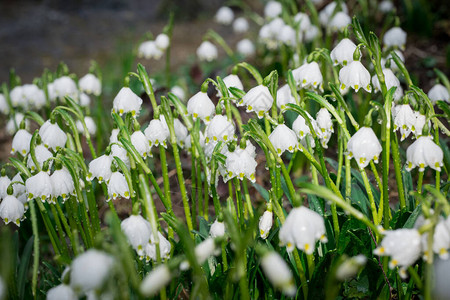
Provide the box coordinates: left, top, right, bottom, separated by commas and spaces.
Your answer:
304, 25, 320, 42
0, 176, 11, 199
330, 38, 357, 66
336, 255, 367, 281
279, 206, 327, 254
210, 220, 225, 238
138, 41, 163, 59
187, 91, 215, 122
278, 25, 296, 45
269, 124, 298, 156
241, 85, 274, 118
144, 119, 170, 148
130, 131, 150, 158
328, 12, 351, 32
155, 33, 170, 50
206, 115, 235, 143
237, 39, 255, 57
51, 167, 75, 203
319, 2, 348, 26
12, 173, 26, 197
383, 27, 407, 50
87, 154, 113, 183
140, 265, 171, 297
384, 49, 405, 71
196, 41, 218, 62
411, 111, 428, 137
170, 85, 185, 101
405, 135, 443, 172
25, 171, 52, 201
393, 104, 415, 141
10, 86, 26, 108
195, 238, 219, 265
277, 85, 296, 111
379, 0, 394, 12
259, 210, 273, 239
79, 74, 101, 96
292, 112, 317, 140
47, 284, 77, 300
429, 218, 450, 260
107, 172, 130, 201
428, 84, 449, 104
53, 76, 78, 99
316, 108, 334, 148
225, 147, 257, 182
27, 145, 53, 172
173, 119, 188, 147
6, 113, 28, 135
22, 84, 46, 109
39, 120, 67, 150
0, 195, 25, 226
339, 60, 372, 92
79, 93, 91, 107
184, 131, 205, 150
111, 144, 130, 168
70, 250, 114, 295
374, 228, 421, 272
294, 12, 311, 32
0, 93, 9, 114
121, 215, 151, 256
222, 74, 244, 93
292, 62, 323, 90
347, 127, 382, 168
112, 87, 142, 117
144, 232, 171, 261
233, 17, 249, 33
215, 6, 234, 25
76, 117, 97, 135
11, 129, 32, 155
433, 257, 450, 298
264, 1, 282, 18
371, 69, 400, 95
260, 252, 297, 297
109, 128, 119, 143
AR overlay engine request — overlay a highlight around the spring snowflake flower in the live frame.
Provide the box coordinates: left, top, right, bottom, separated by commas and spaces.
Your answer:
218, 74, 244, 98
316, 108, 334, 148
138, 41, 163, 59
330, 38, 357, 66
294, 12, 311, 32
140, 265, 171, 297
304, 25, 320, 42
79, 93, 91, 107
109, 128, 119, 143
428, 84, 449, 104
225, 147, 257, 182
6, 113, 28, 135
70, 249, 114, 295
393, 104, 415, 141
206, 115, 236, 143
79, 73, 101, 96
236, 38, 255, 57
53, 76, 78, 99
184, 131, 206, 150
276, 84, 296, 111
50, 167, 75, 203
0, 195, 25, 226
25, 171, 52, 201
46, 284, 77, 300
10, 86, 26, 108
22, 84, 46, 109
319, 2, 348, 26
0, 175, 11, 199
328, 11, 351, 32
278, 25, 296, 45
411, 111, 428, 137
0, 93, 9, 114
121, 215, 151, 256
210, 220, 226, 238
240, 85, 274, 118
336, 255, 367, 281
405, 135, 443, 172
12, 173, 26, 197
143, 232, 172, 262
197, 41, 218, 62
233, 17, 249, 33
269, 124, 298, 156
347, 127, 382, 168
187, 91, 215, 122
292, 112, 318, 141
292, 62, 323, 90
383, 27, 407, 50
39, 120, 67, 150
170, 85, 185, 102
144, 119, 170, 148
107, 172, 130, 201
421, 217, 450, 260
261, 251, 297, 296
195, 238, 220, 265
87, 154, 113, 183
215, 6, 234, 25
374, 228, 421, 275
130, 131, 150, 158
371, 69, 400, 94
27, 145, 52, 171
76, 116, 97, 135
379, 0, 394, 12
259, 210, 273, 239
155, 33, 170, 50
111, 144, 130, 168
112, 87, 143, 117
279, 206, 327, 254
264, 1, 282, 18
11, 129, 32, 155
339, 60, 372, 93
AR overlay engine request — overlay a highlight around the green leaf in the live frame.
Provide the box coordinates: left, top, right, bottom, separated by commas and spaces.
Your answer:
236, 62, 263, 85
403, 205, 422, 229
307, 194, 324, 216
18, 236, 34, 300
251, 182, 270, 202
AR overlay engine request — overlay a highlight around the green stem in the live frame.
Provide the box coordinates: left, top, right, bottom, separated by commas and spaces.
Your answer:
293, 250, 308, 299
55, 202, 78, 256
417, 171, 424, 196
159, 146, 174, 217
242, 180, 254, 219
50, 204, 70, 257
29, 200, 39, 298
360, 167, 379, 225
391, 134, 406, 209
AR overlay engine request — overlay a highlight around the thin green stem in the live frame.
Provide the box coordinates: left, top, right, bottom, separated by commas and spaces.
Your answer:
29, 200, 39, 297
360, 167, 379, 225
391, 134, 406, 209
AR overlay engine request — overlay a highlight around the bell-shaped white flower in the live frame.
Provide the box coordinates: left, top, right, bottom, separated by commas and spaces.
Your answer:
278, 25, 296, 45
10, 86, 27, 108
383, 27, 407, 50
264, 1, 282, 18
107, 172, 130, 201
140, 265, 171, 297
6, 113, 29, 135
138, 41, 163, 59
411, 111, 428, 137
277, 84, 296, 111
184, 131, 206, 150
339, 60, 372, 92
109, 128, 119, 144
0, 175, 11, 199
22, 84, 46, 109
259, 210, 273, 239
195, 238, 219, 265
316, 108, 334, 148
336, 255, 367, 281
87, 154, 113, 183
215, 6, 234, 25
225, 147, 257, 182
405, 135, 443, 172
260, 252, 297, 297
428, 84, 449, 104
292, 62, 323, 90
347, 127, 382, 168
383, 49, 405, 71
79, 93, 91, 107
237, 38, 255, 57
25, 171, 52, 201
424, 217, 450, 260
292, 112, 318, 141
269, 124, 298, 156
11, 129, 32, 155
169, 86, 185, 102
373, 228, 421, 272
130, 131, 151, 158
187, 91, 215, 122
330, 38, 357, 66
210, 220, 225, 238
279, 206, 327, 254
53, 76, 78, 99
0, 93, 9, 114
112, 87, 142, 117
241, 85, 274, 118
328, 12, 351, 32
371, 69, 400, 94
76, 117, 97, 135
221, 74, 244, 95
155, 33, 170, 50
121, 215, 151, 256
39, 120, 67, 150
27, 145, 53, 172
50, 167, 75, 203
206, 115, 235, 143
294, 12, 311, 32
379, 0, 394, 12
79, 74, 101, 96
70, 249, 114, 295
0, 195, 25, 226
47, 284, 77, 300
144, 232, 171, 261
111, 144, 130, 168
196, 41, 218, 62
319, 1, 348, 26
233, 17, 249, 33
144, 119, 170, 148
393, 104, 415, 141
12, 173, 26, 197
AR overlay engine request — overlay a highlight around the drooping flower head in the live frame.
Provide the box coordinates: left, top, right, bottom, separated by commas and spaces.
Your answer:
39, 120, 67, 150
187, 91, 215, 122
79, 73, 101, 96
405, 136, 443, 172
112, 87, 143, 117
330, 38, 357, 66
347, 127, 382, 168
292, 62, 323, 90
240, 85, 274, 118
269, 124, 299, 156
197, 41, 218, 62
339, 60, 372, 93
